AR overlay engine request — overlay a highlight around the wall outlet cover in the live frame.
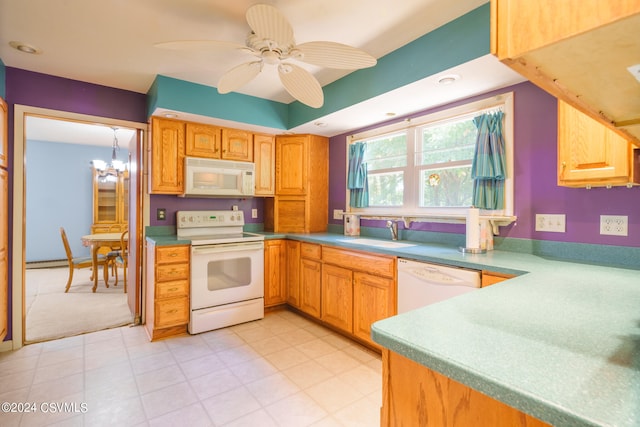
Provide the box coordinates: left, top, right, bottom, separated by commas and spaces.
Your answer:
600, 215, 628, 236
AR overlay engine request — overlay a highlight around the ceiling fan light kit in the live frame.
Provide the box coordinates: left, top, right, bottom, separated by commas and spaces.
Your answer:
158, 3, 377, 108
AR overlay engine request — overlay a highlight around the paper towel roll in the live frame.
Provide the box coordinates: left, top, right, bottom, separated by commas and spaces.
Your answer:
466, 208, 480, 249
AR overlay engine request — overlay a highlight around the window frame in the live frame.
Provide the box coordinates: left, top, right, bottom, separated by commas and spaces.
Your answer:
346, 92, 514, 219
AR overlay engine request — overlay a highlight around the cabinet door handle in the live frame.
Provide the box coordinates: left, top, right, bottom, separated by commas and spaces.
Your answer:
168, 287, 178, 292
167, 309, 178, 314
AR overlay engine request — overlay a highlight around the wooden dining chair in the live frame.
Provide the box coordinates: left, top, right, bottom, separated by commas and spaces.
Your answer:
107, 230, 128, 293
60, 227, 109, 292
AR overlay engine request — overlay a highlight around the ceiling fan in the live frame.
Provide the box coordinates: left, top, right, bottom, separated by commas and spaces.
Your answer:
157, 3, 377, 108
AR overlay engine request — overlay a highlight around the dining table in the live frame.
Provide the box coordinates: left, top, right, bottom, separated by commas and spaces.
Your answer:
81, 232, 127, 292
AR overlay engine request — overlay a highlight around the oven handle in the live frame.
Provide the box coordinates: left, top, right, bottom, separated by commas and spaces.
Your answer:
192, 241, 264, 255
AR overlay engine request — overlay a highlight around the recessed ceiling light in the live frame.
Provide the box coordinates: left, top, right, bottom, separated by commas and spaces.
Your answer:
437, 74, 461, 85
163, 113, 178, 118
314, 122, 327, 127
9, 41, 41, 54
385, 112, 396, 117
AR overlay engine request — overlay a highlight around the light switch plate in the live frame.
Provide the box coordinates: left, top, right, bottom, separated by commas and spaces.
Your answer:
333, 209, 344, 220
600, 215, 628, 236
251, 208, 258, 218
535, 214, 566, 232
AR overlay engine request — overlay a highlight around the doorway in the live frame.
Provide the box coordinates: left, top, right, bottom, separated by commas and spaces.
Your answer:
11, 105, 147, 348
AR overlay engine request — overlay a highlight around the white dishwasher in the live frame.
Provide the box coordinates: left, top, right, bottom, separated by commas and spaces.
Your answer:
397, 258, 481, 313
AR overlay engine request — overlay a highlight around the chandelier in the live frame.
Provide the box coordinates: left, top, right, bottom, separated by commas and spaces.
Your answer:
91, 127, 126, 175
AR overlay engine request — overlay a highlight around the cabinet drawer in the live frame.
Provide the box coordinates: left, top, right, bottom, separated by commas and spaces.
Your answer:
156, 263, 189, 281
156, 246, 189, 264
322, 246, 395, 278
154, 297, 189, 328
156, 279, 189, 299
301, 242, 321, 260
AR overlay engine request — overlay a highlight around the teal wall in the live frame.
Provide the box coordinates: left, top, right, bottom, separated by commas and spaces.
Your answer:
147, 4, 491, 129
0, 58, 5, 99
26, 140, 129, 262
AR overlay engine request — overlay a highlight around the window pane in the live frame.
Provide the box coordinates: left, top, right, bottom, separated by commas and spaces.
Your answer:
420, 166, 472, 207
418, 119, 476, 165
363, 132, 407, 170
368, 171, 403, 206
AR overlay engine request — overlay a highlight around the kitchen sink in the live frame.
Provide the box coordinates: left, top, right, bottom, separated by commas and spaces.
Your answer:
337, 238, 417, 249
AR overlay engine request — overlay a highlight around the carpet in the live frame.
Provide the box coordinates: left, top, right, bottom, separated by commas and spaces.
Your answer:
25, 267, 133, 343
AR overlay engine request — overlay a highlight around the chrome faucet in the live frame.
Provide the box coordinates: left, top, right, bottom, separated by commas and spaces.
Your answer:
386, 220, 398, 241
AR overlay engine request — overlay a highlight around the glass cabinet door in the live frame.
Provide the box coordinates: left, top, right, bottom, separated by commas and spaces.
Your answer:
94, 170, 118, 224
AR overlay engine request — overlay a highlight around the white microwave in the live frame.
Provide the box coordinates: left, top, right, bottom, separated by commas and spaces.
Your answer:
182, 157, 255, 197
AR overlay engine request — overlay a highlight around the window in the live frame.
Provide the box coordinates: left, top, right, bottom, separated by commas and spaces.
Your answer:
347, 93, 514, 217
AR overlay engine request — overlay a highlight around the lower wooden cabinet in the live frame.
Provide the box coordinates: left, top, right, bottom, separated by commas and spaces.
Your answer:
144, 243, 190, 340
300, 258, 322, 317
381, 349, 550, 427
285, 240, 301, 308
264, 240, 287, 307
353, 272, 395, 345
321, 264, 353, 332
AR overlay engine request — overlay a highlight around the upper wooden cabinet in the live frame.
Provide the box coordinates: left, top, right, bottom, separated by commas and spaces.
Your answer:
558, 101, 640, 188
150, 117, 185, 194
253, 133, 275, 196
491, 0, 640, 145
222, 128, 253, 162
185, 122, 221, 159
269, 134, 329, 233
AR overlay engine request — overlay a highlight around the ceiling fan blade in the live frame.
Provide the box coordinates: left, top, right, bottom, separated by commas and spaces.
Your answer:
217, 61, 263, 94
295, 41, 377, 69
154, 40, 246, 52
246, 4, 295, 48
278, 63, 324, 108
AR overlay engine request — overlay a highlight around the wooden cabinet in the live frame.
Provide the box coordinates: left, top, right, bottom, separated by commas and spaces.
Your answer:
353, 272, 395, 345
321, 264, 353, 333
321, 246, 396, 347
0, 168, 7, 341
285, 240, 301, 308
264, 239, 287, 308
222, 128, 253, 162
150, 117, 185, 194
491, 0, 640, 145
144, 243, 190, 340
558, 101, 640, 188
253, 133, 275, 196
268, 134, 328, 233
300, 243, 322, 318
0, 97, 7, 168
481, 271, 515, 287
91, 168, 128, 233
381, 349, 550, 427
185, 122, 221, 158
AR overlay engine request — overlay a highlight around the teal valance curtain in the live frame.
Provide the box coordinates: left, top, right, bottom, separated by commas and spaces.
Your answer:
471, 111, 506, 210
348, 142, 369, 208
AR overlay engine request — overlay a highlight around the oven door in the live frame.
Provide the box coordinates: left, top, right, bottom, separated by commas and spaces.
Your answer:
190, 241, 264, 310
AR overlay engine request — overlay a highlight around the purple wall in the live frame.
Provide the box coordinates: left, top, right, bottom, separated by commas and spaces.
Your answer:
149, 195, 265, 226
329, 82, 640, 247
4, 68, 147, 341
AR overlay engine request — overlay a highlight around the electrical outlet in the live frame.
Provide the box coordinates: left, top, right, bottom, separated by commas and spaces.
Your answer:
333, 209, 344, 220
535, 214, 566, 232
232, 205, 239, 211
156, 208, 166, 221
600, 215, 628, 236
251, 208, 258, 219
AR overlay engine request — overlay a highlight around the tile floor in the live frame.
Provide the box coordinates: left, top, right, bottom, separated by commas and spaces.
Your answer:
0, 310, 382, 427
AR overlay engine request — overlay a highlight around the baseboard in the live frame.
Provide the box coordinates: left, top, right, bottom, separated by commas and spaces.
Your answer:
26, 260, 66, 269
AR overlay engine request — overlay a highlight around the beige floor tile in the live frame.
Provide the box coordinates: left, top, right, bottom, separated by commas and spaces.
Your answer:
245, 372, 300, 406
305, 376, 364, 413
130, 351, 176, 375
216, 344, 262, 367
282, 359, 335, 389
222, 408, 278, 427
295, 338, 337, 359
228, 357, 278, 384
140, 381, 198, 420
315, 351, 362, 375
333, 396, 381, 427
201, 386, 261, 425
188, 367, 241, 400
148, 402, 212, 427
135, 364, 186, 395
247, 335, 292, 356
85, 394, 147, 426
265, 391, 328, 427
264, 346, 311, 371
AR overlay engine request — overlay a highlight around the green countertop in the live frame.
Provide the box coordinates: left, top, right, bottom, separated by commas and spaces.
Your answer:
145, 230, 640, 426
